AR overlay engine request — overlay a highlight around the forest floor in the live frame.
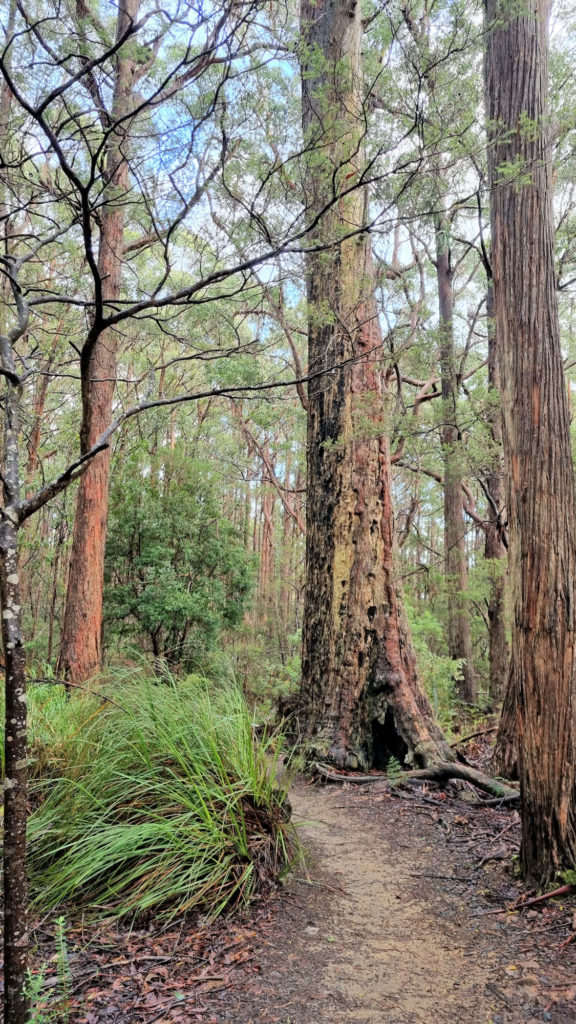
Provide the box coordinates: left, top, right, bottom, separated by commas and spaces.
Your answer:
20, 762, 576, 1024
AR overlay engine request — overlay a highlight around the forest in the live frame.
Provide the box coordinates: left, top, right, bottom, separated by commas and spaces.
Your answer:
1, 0, 576, 1021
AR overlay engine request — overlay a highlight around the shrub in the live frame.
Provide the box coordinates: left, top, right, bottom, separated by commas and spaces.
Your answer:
104, 451, 256, 668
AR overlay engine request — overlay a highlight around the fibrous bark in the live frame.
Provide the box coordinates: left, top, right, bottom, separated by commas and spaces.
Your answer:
299, 0, 452, 771
483, 283, 509, 709
485, 275, 513, 773
486, 0, 576, 883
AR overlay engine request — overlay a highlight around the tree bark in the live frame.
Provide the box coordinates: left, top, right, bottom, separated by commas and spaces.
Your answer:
0, 384, 28, 1024
0, 9, 30, 1018
299, 0, 452, 770
484, 281, 514, 767
486, 0, 576, 883
57, 0, 138, 683
484, 285, 509, 707
435, 218, 477, 704
1, 515, 28, 1024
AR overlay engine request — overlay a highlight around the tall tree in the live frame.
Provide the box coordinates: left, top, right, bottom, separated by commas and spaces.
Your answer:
299, 0, 452, 769
57, 0, 140, 682
435, 212, 477, 704
486, 0, 576, 882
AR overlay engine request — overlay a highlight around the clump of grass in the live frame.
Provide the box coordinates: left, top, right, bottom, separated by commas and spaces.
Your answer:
26, 672, 296, 921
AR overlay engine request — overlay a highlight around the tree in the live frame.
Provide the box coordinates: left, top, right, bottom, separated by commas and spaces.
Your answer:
57, 0, 142, 683
298, 0, 452, 770
364, 0, 512, 706
435, 210, 477, 704
486, 0, 576, 883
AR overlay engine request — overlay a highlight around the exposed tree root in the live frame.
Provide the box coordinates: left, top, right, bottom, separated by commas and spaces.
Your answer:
314, 760, 519, 802
402, 761, 518, 800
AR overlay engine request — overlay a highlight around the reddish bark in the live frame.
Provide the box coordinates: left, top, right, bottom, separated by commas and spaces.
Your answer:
299, 0, 452, 770
486, 0, 576, 883
58, 0, 139, 682
484, 282, 513, 762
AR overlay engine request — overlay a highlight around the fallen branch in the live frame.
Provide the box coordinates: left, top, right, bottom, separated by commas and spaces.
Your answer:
513, 884, 575, 910
450, 726, 497, 747
471, 794, 520, 807
314, 760, 519, 802
315, 764, 390, 784
472, 883, 575, 917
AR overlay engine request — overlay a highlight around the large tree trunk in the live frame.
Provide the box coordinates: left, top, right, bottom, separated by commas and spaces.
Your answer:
1, 514, 28, 1024
486, 0, 576, 884
299, 0, 452, 771
58, 0, 138, 682
435, 219, 477, 704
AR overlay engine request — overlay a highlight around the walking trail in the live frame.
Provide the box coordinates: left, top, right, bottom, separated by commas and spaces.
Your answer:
219, 778, 576, 1024
35, 773, 576, 1023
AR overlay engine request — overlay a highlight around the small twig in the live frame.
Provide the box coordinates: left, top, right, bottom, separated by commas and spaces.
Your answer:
476, 851, 508, 868
405, 873, 473, 883
291, 877, 355, 899
559, 932, 576, 950
486, 982, 515, 1010
146, 996, 209, 1023
489, 821, 517, 844
28, 676, 125, 710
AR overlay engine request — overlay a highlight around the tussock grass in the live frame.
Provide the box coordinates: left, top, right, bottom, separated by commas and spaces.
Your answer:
24, 672, 296, 921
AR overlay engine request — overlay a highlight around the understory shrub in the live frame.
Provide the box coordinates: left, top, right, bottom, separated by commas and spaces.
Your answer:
104, 451, 256, 668
404, 601, 463, 733
25, 672, 296, 921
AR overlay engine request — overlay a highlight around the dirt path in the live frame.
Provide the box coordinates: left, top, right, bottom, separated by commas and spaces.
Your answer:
34, 776, 576, 1023
220, 780, 576, 1024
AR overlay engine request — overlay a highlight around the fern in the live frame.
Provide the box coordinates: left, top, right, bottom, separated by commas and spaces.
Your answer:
386, 755, 404, 781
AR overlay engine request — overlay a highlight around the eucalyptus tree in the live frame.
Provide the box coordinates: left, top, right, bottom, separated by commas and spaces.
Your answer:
486, 0, 576, 883
298, 0, 454, 769
391, 1, 482, 704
